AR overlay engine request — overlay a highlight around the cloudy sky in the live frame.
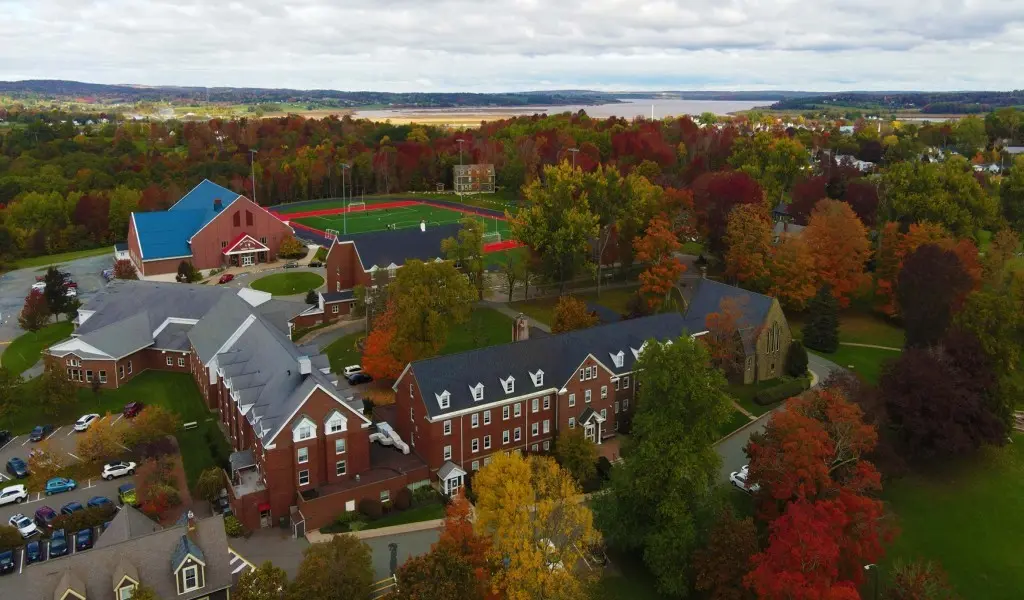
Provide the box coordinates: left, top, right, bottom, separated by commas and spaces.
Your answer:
2, 0, 1023, 92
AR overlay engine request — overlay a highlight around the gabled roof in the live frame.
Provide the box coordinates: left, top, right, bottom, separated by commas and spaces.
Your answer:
331, 222, 460, 271
683, 278, 775, 331
406, 312, 707, 419
78, 311, 154, 359
54, 570, 86, 600
95, 505, 161, 549
132, 180, 242, 260
73, 281, 228, 335
171, 534, 205, 571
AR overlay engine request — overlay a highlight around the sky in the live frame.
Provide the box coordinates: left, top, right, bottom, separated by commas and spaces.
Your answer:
1, 0, 1023, 92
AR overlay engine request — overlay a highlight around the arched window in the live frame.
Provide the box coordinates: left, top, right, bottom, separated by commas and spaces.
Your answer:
233, 211, 241, 227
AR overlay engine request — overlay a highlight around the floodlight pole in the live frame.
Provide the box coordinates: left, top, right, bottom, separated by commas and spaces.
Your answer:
249, 149, 259, 203
456, 139, 466, 166
341, 163, 351, 235
567, 147, 579, 169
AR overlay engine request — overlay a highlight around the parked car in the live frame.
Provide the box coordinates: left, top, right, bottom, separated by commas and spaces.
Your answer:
308, 260, 323, 268
34, 506, 58, 530
5, 457, 28, 479
346, 372, 373, 385
76, 528, 94, 551
61, 502, 84, 515
29, 424, 54, 442
24, 540, 42, 564
0, 484, 29, 506
218, 273, 235, 284
87, 496, 112, 509
729, 465, 760, 494
73, 413, 101, 431
30, 281, 46, 291
65, 287, 78, 298
118, 483, 138, 507
123, 402, 144, 418
44, 477, 77, 495
0, 430, 11, 447
102, 268, 114, 282
283, 261, 299, 269
343, 364, 363, 377
0, 550, 13, 575
9, 513, 39, 538
102, 460, 136, 480
65, 279, 78, 289
49, 529, 69, 557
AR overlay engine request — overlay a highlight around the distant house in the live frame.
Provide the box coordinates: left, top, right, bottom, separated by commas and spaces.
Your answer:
773, 221, 805, 243
453, 164, 495, 194
839, 125, 855, 134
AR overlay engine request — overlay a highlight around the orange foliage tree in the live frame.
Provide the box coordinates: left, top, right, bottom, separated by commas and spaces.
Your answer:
634, 214, 685, 312
723, 203, 772, 285
703, 297, 749, 380
766, 235, 818, 310
551, 296, 598, 333
361, 303, 409, 380
803, 199, 871, 307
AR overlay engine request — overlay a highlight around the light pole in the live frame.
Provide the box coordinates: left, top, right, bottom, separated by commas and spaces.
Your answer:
341, 163, 351, 235
567, 147, 579, 169
864, 564, 879, 600
456, 138, 466, 166
248, 149, 259, 203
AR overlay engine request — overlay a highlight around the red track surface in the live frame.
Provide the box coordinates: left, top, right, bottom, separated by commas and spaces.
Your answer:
274, 200, 419, 220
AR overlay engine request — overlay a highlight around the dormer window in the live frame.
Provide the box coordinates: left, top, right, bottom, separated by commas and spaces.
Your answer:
610, 350, 624, 368
530, 370, 544, 386
326, 411, 347, 434
292, 417, 316, 443
470, 383, 484, 401
436, 390, 451, 410
500, 376, 515, 394
631, 341, 648, 360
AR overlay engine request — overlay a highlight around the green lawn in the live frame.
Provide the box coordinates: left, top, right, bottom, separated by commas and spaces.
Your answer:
2, 320, 74, 376
717, 408, 754, 439
250, 272, 324, 296
323, 331, 364, 375
363, 502, 446, 530
789, 310, 905, 348
440, 307, 515, 354
12, 246, 111, 270
509, 297, 559, 327
725, 378, 784, 417
510, 286, 640, 327
882, 434, 1024, 599
811, 346, 901, 384
295, 203, 510, 238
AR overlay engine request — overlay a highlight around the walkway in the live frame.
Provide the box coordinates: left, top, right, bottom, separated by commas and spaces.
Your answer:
839, 342, 903, 351
482, 300, 552, 333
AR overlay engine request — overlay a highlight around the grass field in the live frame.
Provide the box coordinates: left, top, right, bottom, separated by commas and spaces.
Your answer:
882, 434, 1024, 599
511, 285, 641, 326
293, 202, 511, 239
250, 272, 324, 296
789, 310, 905, 348
718, 408, 754, 438
11, 246, 111, 270
726, 378, 784, 417
1, 320, 74, 376
811, 346, 901, 384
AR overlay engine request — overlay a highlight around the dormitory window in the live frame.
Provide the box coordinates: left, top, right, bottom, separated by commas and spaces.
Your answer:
472, 439, 479, 452
601, 386, 607, 399
514, 403, 521, 417
166, 356, 173, 366
503, 430, 510, 444
332, 305, 339, 314
514, 428, 521, 442
336, 461, 346, 476
297, 447, 308, 464
623, 376, 630, 388
569, 418, 576, 429
298, 470, 310, 486
471, 414, 479, 428
119, 365, 125, 379
585, 389, 592, 403
484, 435, 491, 449
483, 410, 491, 425
336, 439, 346, 454
128, 361, 132, 374
543, 396, 550, 410
178, 357, 185, 367
502, 406, 510, 420
444, 420, 452, 435
99, 371, 107, 383
443, 445, 452, 460
532, 423, 539, 437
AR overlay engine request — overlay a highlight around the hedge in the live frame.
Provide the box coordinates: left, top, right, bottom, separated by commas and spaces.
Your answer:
52, 505, 118, 533
753, 378, 810, 406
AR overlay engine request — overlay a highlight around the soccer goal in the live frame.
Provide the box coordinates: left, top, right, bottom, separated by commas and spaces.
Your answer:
482, 231, 502, 245
325, 228, 340, 240
347, 201, 366, 212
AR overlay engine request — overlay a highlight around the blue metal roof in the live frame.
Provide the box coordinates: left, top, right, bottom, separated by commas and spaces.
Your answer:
134, 180, 241, 261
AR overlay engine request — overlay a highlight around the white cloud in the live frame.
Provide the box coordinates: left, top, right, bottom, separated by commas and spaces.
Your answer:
0, 0, 1022, 91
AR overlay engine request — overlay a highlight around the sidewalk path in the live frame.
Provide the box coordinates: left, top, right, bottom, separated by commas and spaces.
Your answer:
839, 342, 903, 351
483, 300, 552, 333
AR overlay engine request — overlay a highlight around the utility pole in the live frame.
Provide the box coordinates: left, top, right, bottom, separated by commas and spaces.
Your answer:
864, 564, 879, 600
456, 138, 466, 166
341, 163, 351, 235
567, 147, 579, 169
249, 149, 259, 203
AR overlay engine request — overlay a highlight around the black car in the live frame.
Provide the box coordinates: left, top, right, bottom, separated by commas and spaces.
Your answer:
24, 540, 42, 564
49, 529, 68, 557
75, 528, 93, 551
283, 261, 299, 269
308, 260, 323, 268
29, 424, 54, 442
346, 372, 373, 386
34, 506, 58, 530
0, 429, 11, 447
0, 550, 14, 575
5, 457, 28, 478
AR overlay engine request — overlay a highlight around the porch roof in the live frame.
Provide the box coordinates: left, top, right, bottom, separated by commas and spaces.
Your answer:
222, 232, 269, 255
438, 461, 466, 481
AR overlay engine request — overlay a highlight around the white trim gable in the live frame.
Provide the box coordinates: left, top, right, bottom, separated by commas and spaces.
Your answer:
530, 369, 544, 387
500, 375, 514, 394
205, 314, 257, 367
152, 317, 200, 338
292, 416, 317, 443
469, 382, 484, 401
325, 410, 347, 433
631, 341, 648, 360
609, 350, 625, 368
436, 390, 451, 410
49, 338, 113, 359
263, 383, 372, 447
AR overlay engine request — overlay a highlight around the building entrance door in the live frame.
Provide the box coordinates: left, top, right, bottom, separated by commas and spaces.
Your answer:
242, 253, 255, 267
259, 508, 271, 528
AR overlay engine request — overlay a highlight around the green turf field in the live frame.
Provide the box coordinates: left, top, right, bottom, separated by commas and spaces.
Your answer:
294, 203, 511, 238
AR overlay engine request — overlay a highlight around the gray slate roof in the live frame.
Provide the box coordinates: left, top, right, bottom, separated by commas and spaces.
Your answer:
0, 516, 232, 600
75, 280, 229, 336
94, 505, 161, 549
333, 223, 459, 270
79, 311, 154, 358
153, 322, 193, 351
682, 278, 774, 331
229, 449, 257, 473
407, 312, 706, 419
323, 290, 356, 303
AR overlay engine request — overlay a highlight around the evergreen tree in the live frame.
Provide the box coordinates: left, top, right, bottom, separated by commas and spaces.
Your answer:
42, 267, 72, 320
304, 289, 318, 305
785, 340, 809, 377
803, 285, 839, 353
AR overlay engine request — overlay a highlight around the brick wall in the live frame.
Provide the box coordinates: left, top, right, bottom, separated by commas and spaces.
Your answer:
190, 197, 292, 271
295, 464, 430, 531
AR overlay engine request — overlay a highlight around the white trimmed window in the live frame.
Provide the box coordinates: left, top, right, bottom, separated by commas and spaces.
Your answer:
99, 370, 107, 383
569, 418, 576, 429
470, 383, 484, 401
568, 393, 575, 407
443, 420, 452, 435
298, 470, 310, 486
610, 350, 624, 368
293, 418, 316, 442
601, 385, 608, 399
543, 396, 550, 410
484, 456, 492, 466
502, 430, 510, 444
483, 410, 491, 425
585, 389, 592, 403
166, 356, 173, 366
332, 305, 339, 314
183, 566, 200, 592
531, 398, 539, 413
514, 403, 521, 418
615, 401, 620, 414
514, 427, 521, 442
436, 391, 451, 410
297, 447, 308, 464
484, 435, 491, 449
601, 409, 607, 420
543, 419, 550, 434
472, 460, 479, 471
532, 423, 539, 437
128, 361, 132, 374
336, 460, 346, 476
472, 438, 479, 453
531, 444, 538, 452
579, 368, 585, 382
327, 412, 346, 434
615, 378, 621, 391
543, 440, 550, 451
502, 406, 510, 420
501, 376, 515, 394
471, 413, 479, 428
531, 370, 544, 386
443, 445, 452, 460
623, 398, 630, 410
623, 376, 630, 388
178, 357, 185, 367
335, 438, 346, 454
381, 489, 390, 503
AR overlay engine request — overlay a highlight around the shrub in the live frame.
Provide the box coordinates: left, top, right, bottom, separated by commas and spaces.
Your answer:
195, 468, 224, 504
596, 456, 613, 480
358, 498, 383, 520
785, 340, 809, 377
393, 487, 413, 510
224, 515, 246, 537
134, 437, 177, 459
412, 485, 439, 507
52, 505, 117, 532
753, 378, 810, 406
0, 525, 24, 551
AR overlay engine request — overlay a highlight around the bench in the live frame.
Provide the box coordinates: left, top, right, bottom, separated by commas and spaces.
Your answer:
183, 421, 199, 431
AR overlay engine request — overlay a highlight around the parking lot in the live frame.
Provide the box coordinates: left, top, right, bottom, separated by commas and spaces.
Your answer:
0, 504, 126, 574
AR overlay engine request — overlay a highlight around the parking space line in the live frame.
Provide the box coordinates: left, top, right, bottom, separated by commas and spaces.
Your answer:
65, 427, 75, 437
46, 427, 62, 441
85, 479, 95, 489
67, 452, 81, 461
0, 436, 16, 452
18, 547, 23, 573
21, 437, 30, 447
110, 415, 123, 427
0, 472, 9, 482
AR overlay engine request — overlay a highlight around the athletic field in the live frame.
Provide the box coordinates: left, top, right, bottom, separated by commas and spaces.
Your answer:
286, 201, 511, 238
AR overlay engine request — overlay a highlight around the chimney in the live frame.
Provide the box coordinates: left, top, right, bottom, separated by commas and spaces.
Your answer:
298, 356, 311, 375
187, 510, 196, 532
513, 314, 530, 342
213, 198, 223, 211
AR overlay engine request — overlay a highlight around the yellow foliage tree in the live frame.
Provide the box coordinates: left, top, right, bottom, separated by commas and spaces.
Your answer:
473, 453, 600, 600
76, 414, 127, 463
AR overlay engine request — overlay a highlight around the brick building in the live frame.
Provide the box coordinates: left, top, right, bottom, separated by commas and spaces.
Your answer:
47, 280, 428, 532
127, 180, 293, 277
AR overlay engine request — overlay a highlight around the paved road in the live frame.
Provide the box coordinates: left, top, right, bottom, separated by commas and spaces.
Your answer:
0, 254, 113, 345
363, 528, 440, 580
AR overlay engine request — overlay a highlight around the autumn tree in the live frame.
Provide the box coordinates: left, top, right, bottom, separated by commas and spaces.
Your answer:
389, 260, 477, 360
441, 217, 486, 298
802, 199, 870, 307
499, 251, 527, 302
982, 228, 1020, 281
27, 440, 68, 484
122, 405, 182, 448
874, 222, 954, 316
691, 170, 765, 251
954, 281, 1024, 374
286, 535, 374, 600
474, 453, 599, 600
511, 162, 600, 291
437, 492, 491, 572
113, 258, 138, 280
729, 132, 808, 205
766, 234, 818, 310
634, 214, 685, 312
176, 260, 201, 283
75, 414, 126, 463
803, 285, 840, 353
881, 157, 997, 237
127, 584, 160, 600
196, 467, 225, 504
723, 204, 772, 286
38, 357, 77, 416
884, 560, 960, 600
278, 234, 306, 258
703, 297, 748, 380
692, 508, 758, 600
898, 244, 973, 348
0, 368, 22, 422
361, 303, 409, 379
0, 525, 22, 552
594, 335, 731, 596
236, 561, 288, 600
395, 546, 485, 600
551, 295, 598, 333
18, 288, 50, 332
553, 427, 598, 486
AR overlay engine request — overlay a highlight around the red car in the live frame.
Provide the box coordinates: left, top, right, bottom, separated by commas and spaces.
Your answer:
123, 402, 144, 418
218, 273, 235, 284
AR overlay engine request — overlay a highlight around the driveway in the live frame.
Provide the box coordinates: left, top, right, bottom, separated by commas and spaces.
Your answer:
0, 254, 113, 344
363, 528, 440, 580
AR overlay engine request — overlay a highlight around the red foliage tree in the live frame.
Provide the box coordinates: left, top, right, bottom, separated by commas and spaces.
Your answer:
691, 170, 765, 251
18, 289, 50, 332
113, 259, 138, 280
788, 174, 828, 224
634, 214, 685, 312
766, 235, 818, 310
723, 203, 772, 285
693, 509, 759, 600
897, 244, 975, 348
703, 297, 749, 380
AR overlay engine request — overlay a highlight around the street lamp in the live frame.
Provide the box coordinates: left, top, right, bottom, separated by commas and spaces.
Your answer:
567, 147, 579, 169
248, 149, 259, 203
341, 163, 351, 235
864, 564, 879, 600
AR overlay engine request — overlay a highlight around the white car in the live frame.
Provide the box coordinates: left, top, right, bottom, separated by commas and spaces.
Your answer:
0, 484, 29, 506
102, 460, 137, 480
30, 281, 46, 291
65, 287, 78, 298
343, 365, 363, 377
8, 513, 38, 538
74, 413, 101, 431
729, 465, 761, 494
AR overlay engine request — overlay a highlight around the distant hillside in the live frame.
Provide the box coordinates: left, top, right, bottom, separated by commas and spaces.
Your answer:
770, 91, 1024, 113
613, 91, 820, 101
0, 80, 620, 108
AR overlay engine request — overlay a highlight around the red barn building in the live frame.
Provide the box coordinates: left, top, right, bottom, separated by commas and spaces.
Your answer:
127, 180, 293, 277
